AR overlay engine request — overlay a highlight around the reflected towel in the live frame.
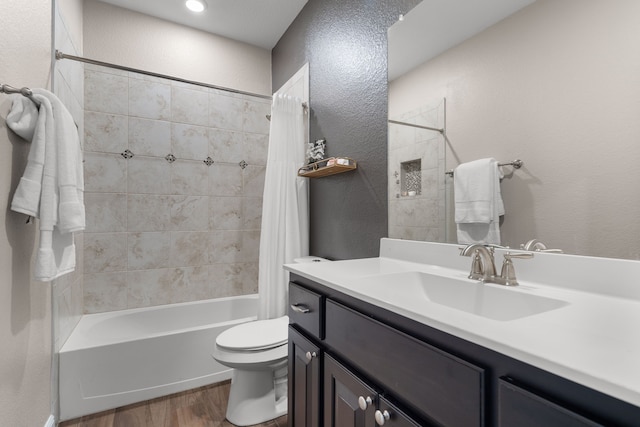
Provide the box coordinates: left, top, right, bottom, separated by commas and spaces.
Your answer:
454, 158, 504, 245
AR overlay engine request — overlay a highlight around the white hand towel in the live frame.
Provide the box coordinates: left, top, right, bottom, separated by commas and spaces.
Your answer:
454, 158, 504, 245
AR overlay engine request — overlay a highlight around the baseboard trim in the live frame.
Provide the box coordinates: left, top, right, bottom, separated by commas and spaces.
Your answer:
44, 414, 56, 427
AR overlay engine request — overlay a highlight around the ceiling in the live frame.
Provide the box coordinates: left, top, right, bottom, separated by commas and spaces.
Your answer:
97, 0, 308, 49
388, 0, 536, 81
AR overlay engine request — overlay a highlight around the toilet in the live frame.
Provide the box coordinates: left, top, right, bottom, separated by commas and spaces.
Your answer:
213, 316, 289, 426
213, 256, 329, 426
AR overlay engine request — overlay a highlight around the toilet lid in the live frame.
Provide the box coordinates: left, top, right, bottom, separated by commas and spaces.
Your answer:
216, 316, 289, 351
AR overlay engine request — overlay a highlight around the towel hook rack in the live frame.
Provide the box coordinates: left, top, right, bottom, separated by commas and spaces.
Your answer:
445, 159, 523, 177
1, 83, 40, 107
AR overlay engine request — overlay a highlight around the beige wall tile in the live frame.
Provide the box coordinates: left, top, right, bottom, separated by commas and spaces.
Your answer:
84, 272, 128, 313
129, 78, 171, 120
172, 86, 209, 126
210, 197, 242, 230
84, 193, 127, 233
84, 152, 127, 192
171, 123, 209, 160
127, 195, 171, 232
84, 232, 128, 273
128, 232, 171, 270
129, 117, 172, 157
84, 111, 128, 153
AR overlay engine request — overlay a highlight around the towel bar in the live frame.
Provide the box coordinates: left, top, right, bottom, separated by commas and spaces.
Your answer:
446, 159, 523, 177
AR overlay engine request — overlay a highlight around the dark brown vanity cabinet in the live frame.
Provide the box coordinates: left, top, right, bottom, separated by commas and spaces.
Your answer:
288, 275, 640, 427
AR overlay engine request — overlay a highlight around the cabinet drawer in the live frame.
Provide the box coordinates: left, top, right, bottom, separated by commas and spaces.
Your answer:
498, 378, 603, 427
289, 282, 324, 339
325, 300, 485, 427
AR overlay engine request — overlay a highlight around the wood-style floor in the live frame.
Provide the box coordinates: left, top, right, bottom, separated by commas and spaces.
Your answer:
59, 381, 288, 427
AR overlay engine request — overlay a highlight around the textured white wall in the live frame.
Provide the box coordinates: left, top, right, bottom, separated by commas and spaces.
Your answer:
390, 0, 640, 259
83, 0, 272, 96
0, 1, 53, 425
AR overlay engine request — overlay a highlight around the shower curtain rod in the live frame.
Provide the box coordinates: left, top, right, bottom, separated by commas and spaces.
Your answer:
388, 119, 444, 134
55, 50, 272, 101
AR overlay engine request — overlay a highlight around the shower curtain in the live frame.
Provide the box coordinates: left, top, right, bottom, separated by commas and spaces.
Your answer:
258, 93, 309, 320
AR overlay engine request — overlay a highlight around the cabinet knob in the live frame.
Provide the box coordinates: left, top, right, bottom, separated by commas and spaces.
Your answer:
358, 395, 373, 411
291, 303, 311, 314
305, 351, 317, 361
375, 410, 390, 426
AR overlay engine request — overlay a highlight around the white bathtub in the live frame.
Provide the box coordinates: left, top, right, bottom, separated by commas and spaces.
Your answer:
59, 295, 258, 421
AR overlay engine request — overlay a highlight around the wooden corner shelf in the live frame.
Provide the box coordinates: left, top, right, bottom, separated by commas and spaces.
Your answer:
298, 157, 357, 178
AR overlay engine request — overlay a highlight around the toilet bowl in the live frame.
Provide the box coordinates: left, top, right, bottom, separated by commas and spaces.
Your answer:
212, 316, 289, 426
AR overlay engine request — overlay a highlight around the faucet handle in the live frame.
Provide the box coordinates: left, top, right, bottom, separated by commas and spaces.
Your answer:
499, 252, 534, 286
504, 252, 534, 260
468, 250, 484, 280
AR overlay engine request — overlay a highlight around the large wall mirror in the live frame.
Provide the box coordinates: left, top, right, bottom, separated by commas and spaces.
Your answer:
388, 0, 640, 260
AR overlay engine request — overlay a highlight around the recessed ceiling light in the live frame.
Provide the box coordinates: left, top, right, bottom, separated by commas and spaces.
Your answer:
185, 0, 207, 13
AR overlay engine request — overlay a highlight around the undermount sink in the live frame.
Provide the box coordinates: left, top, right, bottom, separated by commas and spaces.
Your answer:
348, 271, 568, 321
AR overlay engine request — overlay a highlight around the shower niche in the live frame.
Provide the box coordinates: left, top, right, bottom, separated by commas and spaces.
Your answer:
400, 159, 421, 197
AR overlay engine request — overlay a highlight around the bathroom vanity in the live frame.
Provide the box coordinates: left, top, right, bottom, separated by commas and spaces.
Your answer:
285, 239, 640, 426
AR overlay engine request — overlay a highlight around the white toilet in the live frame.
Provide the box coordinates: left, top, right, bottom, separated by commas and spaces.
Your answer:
213, 316, 289, 426
213, 256, 328, 426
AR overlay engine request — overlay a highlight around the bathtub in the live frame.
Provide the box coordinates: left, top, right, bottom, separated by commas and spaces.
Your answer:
59, 294, 258, 421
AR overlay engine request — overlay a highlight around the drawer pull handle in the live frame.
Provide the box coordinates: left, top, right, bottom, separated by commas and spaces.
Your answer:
305, 351, 317, 361
375, 410, 390, 426
358, 396, 373, 410
291, 304, 311, 314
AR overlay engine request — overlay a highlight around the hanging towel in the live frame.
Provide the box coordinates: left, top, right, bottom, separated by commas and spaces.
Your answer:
6, 90, 85, 281
6, 96, 39, 141
454, 158, 504, 245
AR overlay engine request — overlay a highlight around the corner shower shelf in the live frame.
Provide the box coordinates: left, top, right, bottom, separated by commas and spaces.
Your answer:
298, 157, 357, 178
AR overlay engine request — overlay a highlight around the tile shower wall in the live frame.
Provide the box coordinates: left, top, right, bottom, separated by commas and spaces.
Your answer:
83, 64, 271, 314
388, 99, 446, 242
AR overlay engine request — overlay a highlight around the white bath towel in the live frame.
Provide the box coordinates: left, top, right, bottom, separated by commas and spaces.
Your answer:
39, 89, 85, 233
6, 90, 85, 281
6, 96, 39, 141
454, 158, 504, 245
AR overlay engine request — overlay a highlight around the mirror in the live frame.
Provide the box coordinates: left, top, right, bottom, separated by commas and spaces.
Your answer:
388, 0, 640, 260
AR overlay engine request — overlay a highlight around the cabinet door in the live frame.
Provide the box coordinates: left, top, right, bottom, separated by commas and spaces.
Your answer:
376, 396, 425, 427
498, 378, 603, 427
324, 355, 377, 427
289, 326, 321, 427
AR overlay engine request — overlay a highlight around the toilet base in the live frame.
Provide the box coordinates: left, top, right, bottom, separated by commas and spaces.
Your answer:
226, 369, 287, 426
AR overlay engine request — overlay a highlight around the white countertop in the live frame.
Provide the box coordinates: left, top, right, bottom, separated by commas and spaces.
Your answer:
284, 239, 640, 408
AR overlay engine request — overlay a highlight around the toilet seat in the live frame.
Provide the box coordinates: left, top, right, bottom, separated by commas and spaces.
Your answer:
216, 316, 288, 351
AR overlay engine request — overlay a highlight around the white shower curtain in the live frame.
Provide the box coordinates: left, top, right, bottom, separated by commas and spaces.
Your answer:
258, 93, 309, 320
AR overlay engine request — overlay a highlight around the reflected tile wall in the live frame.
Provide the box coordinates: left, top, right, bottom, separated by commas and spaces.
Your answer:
83, 65, 270, 314
388, 99, 446, 243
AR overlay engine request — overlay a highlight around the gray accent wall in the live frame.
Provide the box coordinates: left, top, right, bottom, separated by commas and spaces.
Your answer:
272, 0, 420, 260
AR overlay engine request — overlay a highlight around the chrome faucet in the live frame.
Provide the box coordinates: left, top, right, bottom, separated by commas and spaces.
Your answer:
460, 244, 533, 286
460, 244, 498, 281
